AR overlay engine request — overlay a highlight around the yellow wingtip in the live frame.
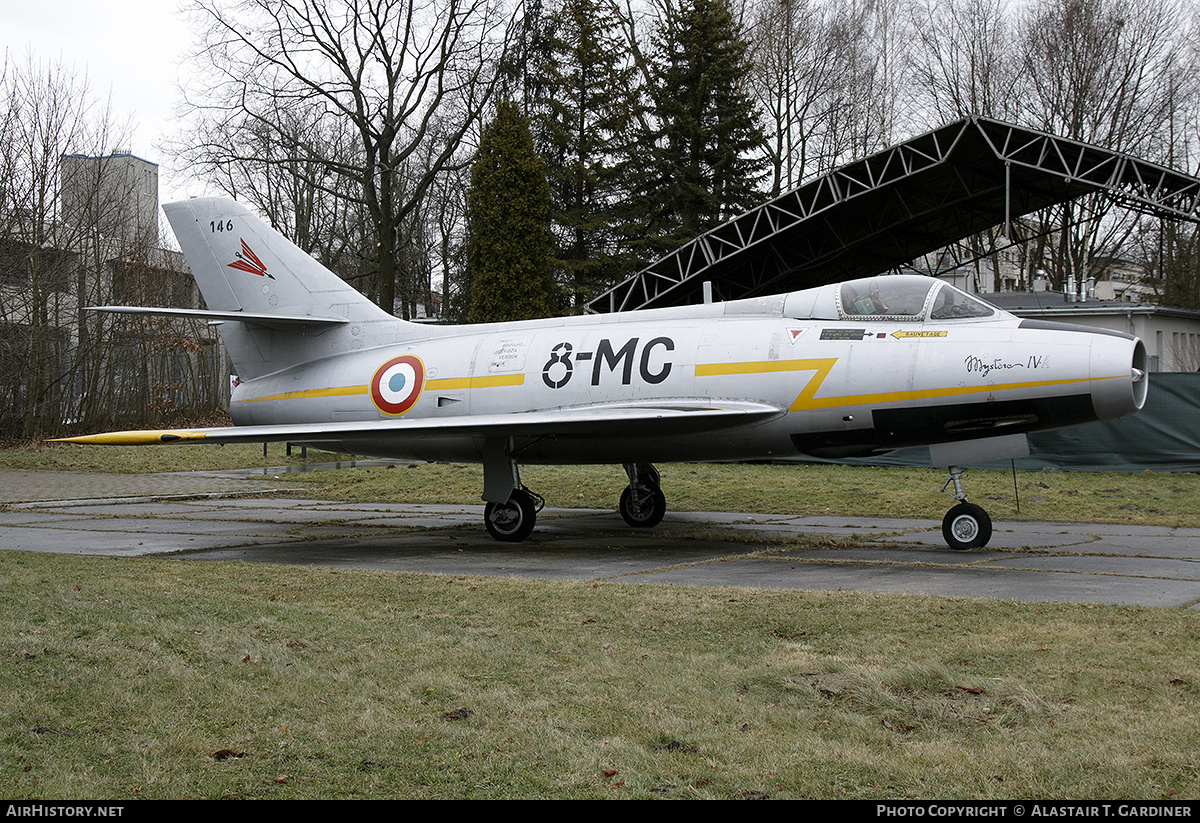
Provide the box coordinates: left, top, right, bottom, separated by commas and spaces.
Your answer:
49, 430, 209, 446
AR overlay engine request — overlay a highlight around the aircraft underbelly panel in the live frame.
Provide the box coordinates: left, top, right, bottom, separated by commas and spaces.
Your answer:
789, 393, 1095, 457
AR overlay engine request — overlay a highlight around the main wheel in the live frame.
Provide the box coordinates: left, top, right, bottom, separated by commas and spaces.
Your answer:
484, 489, 537, 542
619, 485, 666, 528
942, 502, 992, 550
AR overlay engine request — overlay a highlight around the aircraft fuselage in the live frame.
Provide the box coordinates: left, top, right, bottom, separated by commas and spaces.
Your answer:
227, 280, 1146, 468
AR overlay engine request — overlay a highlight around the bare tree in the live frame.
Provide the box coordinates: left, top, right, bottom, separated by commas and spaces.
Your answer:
744, 0, 912, 192
0, 52, 226, 438
817, 0, 910, 164
1019, 0, 1184, 154
902, 0, 1023, 291
906, 0, 1019, 124
177, 0, 518, 318
746, 0, 843, 194
0, 53, 125, 437
899, 0, 1200, 296
1014, 0, 1192, 291
174, 98, 378, 295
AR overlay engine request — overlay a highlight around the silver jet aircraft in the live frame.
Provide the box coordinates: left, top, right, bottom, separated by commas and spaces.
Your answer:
61, 198, 1148, 549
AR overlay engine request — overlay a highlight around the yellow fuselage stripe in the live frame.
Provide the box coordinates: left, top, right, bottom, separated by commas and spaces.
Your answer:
790, 376, 1100, 412
226, 358, 1113, 413
234, 385, 367, 403
426, 374, 526, 390
233, 373, 526, 403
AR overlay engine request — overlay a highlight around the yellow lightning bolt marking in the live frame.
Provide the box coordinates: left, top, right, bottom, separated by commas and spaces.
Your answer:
697, 358, 1115, 412
695, 358, 838, 412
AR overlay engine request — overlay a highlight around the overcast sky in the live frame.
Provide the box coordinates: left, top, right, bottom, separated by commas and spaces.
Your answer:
4, 1, 203, 205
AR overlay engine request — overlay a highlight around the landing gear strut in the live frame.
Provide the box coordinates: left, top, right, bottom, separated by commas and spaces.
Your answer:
620, 463, 666, 528
940, 466, 992, 550
481, 436, 544, 542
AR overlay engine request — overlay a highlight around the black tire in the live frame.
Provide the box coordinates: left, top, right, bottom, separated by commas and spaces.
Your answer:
619, 485, 666, 528
942, 502, 992, 550
484, 489, 537, 542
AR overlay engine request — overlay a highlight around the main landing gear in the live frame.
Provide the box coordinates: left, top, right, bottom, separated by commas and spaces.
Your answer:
619, 463, 666, 528
480, 437, 547, 542
483, 471, 667, 542
940, 466, 992, 550
483, 486, 544, 542
480, 436, 669, 542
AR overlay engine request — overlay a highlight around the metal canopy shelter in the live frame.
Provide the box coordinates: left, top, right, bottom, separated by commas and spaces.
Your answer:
583, 115, 1200, 314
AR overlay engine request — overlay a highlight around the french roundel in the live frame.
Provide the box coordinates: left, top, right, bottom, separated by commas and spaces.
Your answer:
370, 355, 425, 416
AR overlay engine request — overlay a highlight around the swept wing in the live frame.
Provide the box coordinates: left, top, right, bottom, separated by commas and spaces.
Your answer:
54, 400, 783, 446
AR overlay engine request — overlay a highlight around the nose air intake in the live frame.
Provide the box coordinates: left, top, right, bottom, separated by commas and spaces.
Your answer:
1130, 339, 1149, 410
1091, 335, 1148, 422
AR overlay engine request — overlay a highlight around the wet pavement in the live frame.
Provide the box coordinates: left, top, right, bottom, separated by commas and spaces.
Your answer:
2, 467, 1199, 608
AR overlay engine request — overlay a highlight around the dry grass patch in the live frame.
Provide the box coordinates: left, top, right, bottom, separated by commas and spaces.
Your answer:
2, 554, 1198, 799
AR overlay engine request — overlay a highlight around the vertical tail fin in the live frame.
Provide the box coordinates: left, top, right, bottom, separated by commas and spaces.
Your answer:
163, 198, 390, 322
163, 198, 397, 380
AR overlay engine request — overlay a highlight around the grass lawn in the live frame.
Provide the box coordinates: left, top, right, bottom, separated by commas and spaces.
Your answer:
2, 443, 1198, 799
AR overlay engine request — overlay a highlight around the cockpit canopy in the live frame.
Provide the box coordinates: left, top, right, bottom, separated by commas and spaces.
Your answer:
839, 275, 995, 320
778, 275, 996, 322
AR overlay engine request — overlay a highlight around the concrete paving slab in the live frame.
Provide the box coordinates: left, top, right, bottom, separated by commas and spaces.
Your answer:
187, 534, 739, 580
755, 545, 1014, 566
0, 524, 276, 557
3, 470, 1200, 608
15, 514, 305, 537
0, 470, 292, 504
987, 553, 1200, 579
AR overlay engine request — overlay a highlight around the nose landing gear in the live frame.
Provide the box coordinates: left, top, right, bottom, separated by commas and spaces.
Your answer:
940, 466, 992, 550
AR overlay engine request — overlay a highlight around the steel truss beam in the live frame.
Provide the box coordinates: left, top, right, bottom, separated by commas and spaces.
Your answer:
584, 116, 1200, 314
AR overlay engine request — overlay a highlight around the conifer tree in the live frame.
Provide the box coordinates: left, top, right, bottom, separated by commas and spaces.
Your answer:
629, 0, 767, 262
532, 0, 643, 306
465, 100, 558, 323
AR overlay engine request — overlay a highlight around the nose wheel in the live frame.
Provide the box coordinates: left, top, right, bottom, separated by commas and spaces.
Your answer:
940, 467, 992, 550
942, 502, 992, 550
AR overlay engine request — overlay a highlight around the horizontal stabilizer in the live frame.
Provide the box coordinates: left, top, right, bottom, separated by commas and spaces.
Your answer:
86, 305, 347, 330
52, 400, 783, 446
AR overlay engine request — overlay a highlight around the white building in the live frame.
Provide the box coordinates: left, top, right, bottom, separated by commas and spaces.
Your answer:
982, 288, 1200, 372
918, 241, 1200, 373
